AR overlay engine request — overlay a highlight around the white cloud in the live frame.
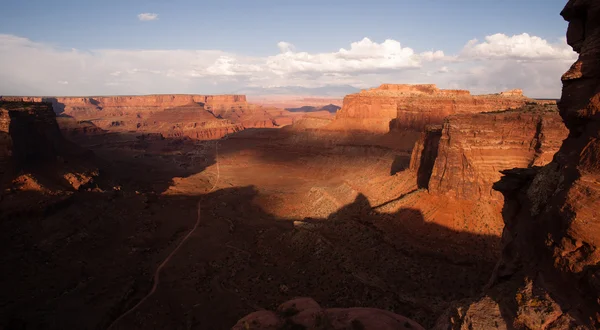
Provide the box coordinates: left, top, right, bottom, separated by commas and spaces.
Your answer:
460, 33, 576, 61
265, 38, 441, 75
138, 13, 158, 21
0, 33, 577, 98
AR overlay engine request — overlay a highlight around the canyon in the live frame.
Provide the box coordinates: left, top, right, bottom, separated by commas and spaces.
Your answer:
1, 3, 598, 329
0, 85, 571, 329
0, 94, 314, 140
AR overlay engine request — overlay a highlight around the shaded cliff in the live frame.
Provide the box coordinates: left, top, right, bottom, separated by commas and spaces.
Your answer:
409, 125, 442, 189
436, 1, 600, 328
0, 101, 97, 190
1, 101, 66, 170
326, 84, 535, 133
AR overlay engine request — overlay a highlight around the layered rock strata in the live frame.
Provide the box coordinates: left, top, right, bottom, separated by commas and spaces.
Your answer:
417, 105, 569, 201
143, 103, 243, 139
0, 95, 283, 139
327, 84, 535, 133
436, 1, 600, 328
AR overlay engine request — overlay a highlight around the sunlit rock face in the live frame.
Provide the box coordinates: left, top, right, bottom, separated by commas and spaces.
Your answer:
428, 107, 567, 201
435, 1, 600, 328
326, 84, 535, 133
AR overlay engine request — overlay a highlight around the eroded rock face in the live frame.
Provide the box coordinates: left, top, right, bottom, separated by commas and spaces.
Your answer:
326, 84, 535, 133
142, 103, 243, 139
436, 1, 600, 328
423, 106, 568, 201
232, 298, 425, 330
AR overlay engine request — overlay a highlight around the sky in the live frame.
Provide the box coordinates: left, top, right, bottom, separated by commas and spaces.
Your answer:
0, 0, 576, 98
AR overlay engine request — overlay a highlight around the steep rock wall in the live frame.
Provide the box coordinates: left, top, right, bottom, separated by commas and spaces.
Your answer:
409, 105, 568, 201
428, 107, 567, 201
409, 125, 442, 189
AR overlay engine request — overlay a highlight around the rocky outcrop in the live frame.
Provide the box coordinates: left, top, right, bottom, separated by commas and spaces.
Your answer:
436, 1, 600, 328
233, 297, 424, 330
208, 103, 277, 129
142, 103, 243, 139
420, 105, 568, 201
326, 84, 535, 133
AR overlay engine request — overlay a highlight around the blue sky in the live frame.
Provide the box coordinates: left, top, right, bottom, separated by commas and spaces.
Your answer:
0, 0, 576, 97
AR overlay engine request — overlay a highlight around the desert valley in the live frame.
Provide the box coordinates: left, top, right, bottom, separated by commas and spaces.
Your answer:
1, 0, 600, 329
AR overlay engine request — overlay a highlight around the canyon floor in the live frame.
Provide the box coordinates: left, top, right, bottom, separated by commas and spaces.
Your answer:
0, 126, 503, 329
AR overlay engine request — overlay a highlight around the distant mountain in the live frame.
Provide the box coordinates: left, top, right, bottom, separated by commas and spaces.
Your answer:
286, 104, 341, 114
233, 85, 359, 97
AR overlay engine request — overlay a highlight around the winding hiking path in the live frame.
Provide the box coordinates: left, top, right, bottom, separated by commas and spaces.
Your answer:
107, 142, 221, 329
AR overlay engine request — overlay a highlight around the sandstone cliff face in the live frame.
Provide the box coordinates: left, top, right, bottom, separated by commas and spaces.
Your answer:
436, 1, 600, 328
326, 84, 534, 133
418, 106, 568, 201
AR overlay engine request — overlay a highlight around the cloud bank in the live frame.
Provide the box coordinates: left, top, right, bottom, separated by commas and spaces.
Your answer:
0, 33, 577, 98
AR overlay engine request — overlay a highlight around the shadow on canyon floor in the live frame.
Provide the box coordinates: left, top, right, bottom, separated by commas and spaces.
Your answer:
1, 126, 506, 329
1, 180, 501, 329
64, 127, 420, 194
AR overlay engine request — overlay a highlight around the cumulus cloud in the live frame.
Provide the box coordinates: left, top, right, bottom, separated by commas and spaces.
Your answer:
265, 38, 442, 75
461, 33, 576, 61
0, 33, 578, 98
138, 13, 158, 21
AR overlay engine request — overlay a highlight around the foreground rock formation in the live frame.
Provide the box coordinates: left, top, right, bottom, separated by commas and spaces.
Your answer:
436, 1, 600, 328
410, 104, 568, 201
326, 84, 536, 133
233, 298, 424, 330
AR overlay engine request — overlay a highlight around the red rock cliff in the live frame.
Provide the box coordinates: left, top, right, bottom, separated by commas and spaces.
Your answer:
436, 1, 600, 328
327, 84, 534, 133
417, 105, 568, 201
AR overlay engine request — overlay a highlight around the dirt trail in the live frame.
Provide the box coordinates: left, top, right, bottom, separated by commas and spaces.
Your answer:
107, 142, 221, 330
